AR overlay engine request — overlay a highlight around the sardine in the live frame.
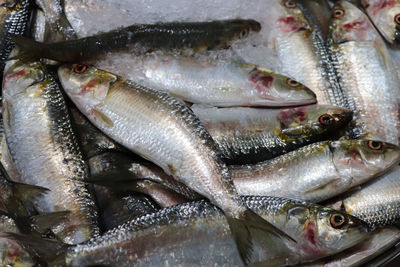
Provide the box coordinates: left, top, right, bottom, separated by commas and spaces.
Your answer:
12, 19, 261, 62
93, 54, 316, 107
329, 0, 400, 144
328, 165, 400, 229
192, 104, 352, 164
58, 63, 295, 264
2, 56, 99, 244
361, 0, 400, 44
6, 196, 370, 266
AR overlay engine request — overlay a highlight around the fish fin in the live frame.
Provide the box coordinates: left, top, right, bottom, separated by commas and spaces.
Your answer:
29, 211, 70, 234
93, 108, 114, 128
12, 182, 49, 202
304, 178, 347, 194
7, 35, 48, 61
226, 209, 296, 265
0, 232, 68, 265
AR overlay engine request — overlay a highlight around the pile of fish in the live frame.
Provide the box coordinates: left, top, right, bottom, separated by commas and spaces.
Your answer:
1, 0, 400, 266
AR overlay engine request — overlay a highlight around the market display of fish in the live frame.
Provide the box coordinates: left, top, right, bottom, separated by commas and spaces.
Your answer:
1, 0, 400, 265
192, 105, 352, 164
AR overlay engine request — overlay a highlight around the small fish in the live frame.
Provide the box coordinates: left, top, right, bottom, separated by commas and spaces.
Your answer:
3, 54, 99, 244
361, 0, 400, 44
107, 54, 316, 107
328, 165, 400, 229
192, 104, 352, 164
11, 19, 261, 62
5, 196, 370, 266
58, 63, 295, 264
329, 0, 400, 143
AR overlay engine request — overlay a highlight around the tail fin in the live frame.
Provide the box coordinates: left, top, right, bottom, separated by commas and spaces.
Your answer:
29, 211, 70, 234
7, 36, 48, 61
0, 232, 68, 265
226, 209, 296, 265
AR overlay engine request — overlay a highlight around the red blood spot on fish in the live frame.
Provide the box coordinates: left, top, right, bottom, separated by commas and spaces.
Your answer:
371, 0, 397, 15
249, 72, 274, 98
2, 69, 26, 89
343, 20, 370, 31
81, 78, 99, 94
277, 107, 308, 127
301, 221, 321, 256
277, 16, 303, 33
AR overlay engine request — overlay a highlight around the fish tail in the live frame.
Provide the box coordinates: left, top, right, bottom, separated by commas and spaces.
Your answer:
7, 35, 48, 61
29, 211, 71, 234
0, 232, 68, 265
226, 209, 296, 265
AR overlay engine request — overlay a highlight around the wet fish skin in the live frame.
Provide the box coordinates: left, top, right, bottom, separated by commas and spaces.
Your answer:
2, 56, 99, 244
12, 19, 261, 62
130, 55, 316, 107
232, 139, 400, 202
58, 64, 295, 264
0, 0, 32, 82
329, 165, 400, 229
329, 0, 400, 144
192, 104, 352, 164
361, 0, 400, 44
59, 196, 369, 266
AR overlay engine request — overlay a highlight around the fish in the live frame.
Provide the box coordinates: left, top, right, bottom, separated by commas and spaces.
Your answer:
11, 19, 261, 62
0, 0, 32, 86
192, 104, 352, 164
231, 139, 400, 202
361, 0, 400, 44
328, 165, 400, 229
35, 0, 76, 43
6, 196, 370, 266
266, 0, 347, 107
329, 0, 400, 144
102, 54, 316, 107
2, 55, 99, 244
58, 63, 295, 264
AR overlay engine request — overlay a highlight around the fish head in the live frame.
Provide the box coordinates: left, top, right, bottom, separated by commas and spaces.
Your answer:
275, 0, 310, 34
331, 139, 400, 183
278, 105, 352, 138
362, 0, 400, 44
307, 207, 370, 256
58, 64, 118, 114
247, 67, 316, 105
2, 55, 45, 99
329, 1, 378, 44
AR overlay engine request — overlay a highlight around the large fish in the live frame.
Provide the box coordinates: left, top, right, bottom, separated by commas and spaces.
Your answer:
361, 0, 400, 44
2, 56, 99, 244
6, 196, 370, 266
97, 54, 316, 107
329, 0, 400, 144
329, 166, 400, 229
58, 63, 294, 264
11, 19, 261, 62
192, 105, 352, 164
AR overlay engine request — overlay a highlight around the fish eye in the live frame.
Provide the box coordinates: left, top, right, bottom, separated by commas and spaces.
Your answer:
394, 14, 400, 26
332, 8, 345, 19
318, 114, 334, 126
330, 213, 347, 229
73, 64, 88, 74
286, 78, 300, 87
240, 29, 249, 38
284, 0, 296, 8
368, 140, 383, 150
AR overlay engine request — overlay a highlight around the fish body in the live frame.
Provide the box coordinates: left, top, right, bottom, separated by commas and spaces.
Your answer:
2, 57, 99, 244
58, 64, 293, 264
192, 105, 352, 164
361, 0, 400, 44
329, 166, 400, 229
63, 196, 369, 267
232, 140, 400, 202
121, 54, 316, 107
329, 1, 400, 143
13, 19, 261, 62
